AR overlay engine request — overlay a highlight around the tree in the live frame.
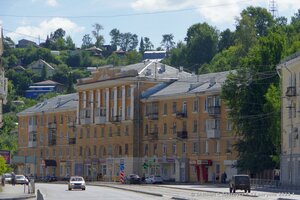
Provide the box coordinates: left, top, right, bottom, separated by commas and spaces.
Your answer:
51, 28, 66, 40
144, 37, 154, 51
3, 37, 15, 49
161, 34, 175, 52
119, 32, 138, 51
218, 29, 235, 52
139, 37, 145, 53
81, 34, 93, 49
92, 23, 105, 48
0, 156, 8, 175
65, 36, 76, 50
185, 23, 219, 72
221, 30, 286, 175
110, 28, 121, 51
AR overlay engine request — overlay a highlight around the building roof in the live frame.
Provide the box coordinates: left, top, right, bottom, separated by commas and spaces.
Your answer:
118, 61, 192, 80
145, 71, 232, 99
27, 59, 55, 70
17, 93, 78, 116
32, 80, 63, 86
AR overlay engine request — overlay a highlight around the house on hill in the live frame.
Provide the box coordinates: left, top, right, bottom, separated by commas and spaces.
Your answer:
17, 39, 38, 48
25, 80, 65, 99
27, 59, 55, 78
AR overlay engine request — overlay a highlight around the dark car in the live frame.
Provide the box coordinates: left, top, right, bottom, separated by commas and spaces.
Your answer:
44, 175, 57, 182
229, 175, 251, 193
124, 174, 141, 184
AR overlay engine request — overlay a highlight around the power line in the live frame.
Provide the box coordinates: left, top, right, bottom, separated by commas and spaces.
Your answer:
0, 0, 252, 19
3, 28, 47, 42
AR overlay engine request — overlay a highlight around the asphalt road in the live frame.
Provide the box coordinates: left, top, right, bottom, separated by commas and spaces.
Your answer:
36, 183, 300, 200
36, 183, 165, 200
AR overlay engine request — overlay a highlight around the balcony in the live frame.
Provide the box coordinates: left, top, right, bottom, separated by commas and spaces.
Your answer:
208, 106, 221, 116
286, 86, 296, 97
176, 112, 187, 118
147, 112, 158, 120
95, 116, 106, 124
48, 122, 57, 129
149, 131, 158, 140
80, 118, 91, 125
48, 139, 56, 146
207, 129, 220, 139
28, 141, 37, 148
111, 115, 121, 123
68, 138, 76, 145
28, 125, 37, 132
177, 131, 188, 139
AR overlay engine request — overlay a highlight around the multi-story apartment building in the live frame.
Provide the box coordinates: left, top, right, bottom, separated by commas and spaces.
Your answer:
16, 61, 238, 182
277, 52, 300, 186
16, 93, 78, 177
141, 71, 237, 183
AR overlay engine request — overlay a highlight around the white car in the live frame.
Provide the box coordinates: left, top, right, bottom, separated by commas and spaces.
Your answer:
145, 175, 163, 184
68, 176, 86, 190
15, 175, 29, 185
2, 173, 12, 183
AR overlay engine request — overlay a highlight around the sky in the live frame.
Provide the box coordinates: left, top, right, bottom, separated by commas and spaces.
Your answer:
0, 0, 300, 49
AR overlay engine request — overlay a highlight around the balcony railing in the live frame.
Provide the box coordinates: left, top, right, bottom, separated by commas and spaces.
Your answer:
28, 125, 37, 132
207, 129, 220, 139
286, 86, 296, 97
177, 131, 188, 139
176, 112, 187, 118
48, 122, 57, 129
147, 112, 158, 120
149, 131, 158, 140
208, 106, 221, 116
68, 138, 76, 145
28, 141, 37, 148
48, 139, 56, 146
112, 115, 121, 123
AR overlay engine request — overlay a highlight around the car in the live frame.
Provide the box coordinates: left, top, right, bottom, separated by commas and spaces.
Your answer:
44, 175, 57, 182
229, 174, 251, 193
2, 173, 12, 183
68, 176, 86, 191
15, 175, 29, 185
145, 175, 163, 184
124, 174, 141, 184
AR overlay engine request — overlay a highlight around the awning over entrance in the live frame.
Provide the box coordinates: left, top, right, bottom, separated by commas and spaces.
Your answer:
44, 159, 57, 167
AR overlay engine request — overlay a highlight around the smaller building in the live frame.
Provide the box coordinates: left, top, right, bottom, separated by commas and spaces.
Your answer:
25, 80, 65, 99
143, 51, 166, 61
27, 59, 55, 78
17, 39, 38, 48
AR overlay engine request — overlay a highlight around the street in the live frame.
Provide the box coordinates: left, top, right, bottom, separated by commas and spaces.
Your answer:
35, 183, 300, 200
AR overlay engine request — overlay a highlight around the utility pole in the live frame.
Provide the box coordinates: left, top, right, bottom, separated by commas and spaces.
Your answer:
269, 0, 278, 19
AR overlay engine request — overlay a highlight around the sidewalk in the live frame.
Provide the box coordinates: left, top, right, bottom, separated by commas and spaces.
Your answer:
0, 184, 36, 200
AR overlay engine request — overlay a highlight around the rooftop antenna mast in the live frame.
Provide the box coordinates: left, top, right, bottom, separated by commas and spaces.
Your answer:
269, 0, 278, 19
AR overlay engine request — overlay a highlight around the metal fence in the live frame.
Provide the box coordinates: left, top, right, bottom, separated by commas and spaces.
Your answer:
250, 178, 280, 188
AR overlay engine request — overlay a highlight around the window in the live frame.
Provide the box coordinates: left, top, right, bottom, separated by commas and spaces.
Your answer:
127, 106, 131, 117
94, 127, 97, 138
101, 127, 105, 138
80, 128, 83, 138
127, 87, 131, 97
173, 122, 177, 134
193, 120, 198, 132
226, 120, 232, 131
215, 141, 220, 153
144, 124, 149, 136
144, 144, 148, 156
172, 102, 177, 114
172, 143, 176, 154
87, 128, 90, 138
116, 127, 120, 136
182, 143, 187, 153
125, 125, 129, 136
162, 144, 167, 155
60, 115, 63, 124
193, 142, 198, 153
109, 127, 112, 137
163, 103, 167, 115
93, 146, 97, 155
163, 123, 167, 135
125, 144, 129, 155
193, 98, 198, 112
153, 143, 157, 155
205, 140, 209, 153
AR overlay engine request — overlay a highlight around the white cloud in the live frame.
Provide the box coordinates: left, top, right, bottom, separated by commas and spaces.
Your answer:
7, 18, 85, 44
47, 0, 58, 7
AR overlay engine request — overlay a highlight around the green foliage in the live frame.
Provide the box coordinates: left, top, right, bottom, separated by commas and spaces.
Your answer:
0, 156, 8, 175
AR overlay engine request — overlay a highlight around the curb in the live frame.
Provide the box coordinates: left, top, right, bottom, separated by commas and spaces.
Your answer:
88, 183, 163, 197
0, 194, 36, 200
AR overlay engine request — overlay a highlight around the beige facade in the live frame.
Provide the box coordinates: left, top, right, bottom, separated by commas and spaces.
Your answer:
0, 27, 8, 127
277, 52, 300, 186
16, 64, 238, 183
